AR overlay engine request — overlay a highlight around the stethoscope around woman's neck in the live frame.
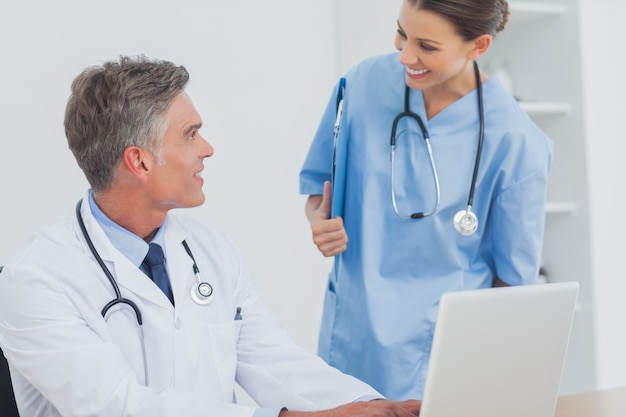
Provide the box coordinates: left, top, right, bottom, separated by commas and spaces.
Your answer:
390, 60, 484, 236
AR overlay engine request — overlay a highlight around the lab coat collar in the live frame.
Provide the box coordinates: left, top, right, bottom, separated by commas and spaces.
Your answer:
75, 194, 193, 312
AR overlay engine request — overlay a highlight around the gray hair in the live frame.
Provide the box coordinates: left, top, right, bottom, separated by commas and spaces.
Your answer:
64, 55, 190, 191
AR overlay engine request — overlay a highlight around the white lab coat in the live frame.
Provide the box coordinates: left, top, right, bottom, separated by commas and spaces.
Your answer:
0, 195, 380, 417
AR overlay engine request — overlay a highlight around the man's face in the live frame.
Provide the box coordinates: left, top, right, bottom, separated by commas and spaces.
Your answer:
147, 91, 214, 210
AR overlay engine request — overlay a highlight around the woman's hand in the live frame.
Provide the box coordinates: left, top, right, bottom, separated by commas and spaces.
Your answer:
305, 181, 348, 257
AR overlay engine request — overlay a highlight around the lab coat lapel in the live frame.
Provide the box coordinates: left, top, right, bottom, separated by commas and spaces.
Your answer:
161, 216, 195, 310
76, 196, 175, 311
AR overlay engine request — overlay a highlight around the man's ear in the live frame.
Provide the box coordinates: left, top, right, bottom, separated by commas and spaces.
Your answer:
467, 34, 492, 61
122, 146, 152, 181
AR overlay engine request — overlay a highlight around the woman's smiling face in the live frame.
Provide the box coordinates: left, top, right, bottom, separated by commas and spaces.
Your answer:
394, 1, 479, 91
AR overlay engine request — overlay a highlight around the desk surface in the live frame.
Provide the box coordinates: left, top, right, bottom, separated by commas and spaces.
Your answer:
555, 387, 626, 417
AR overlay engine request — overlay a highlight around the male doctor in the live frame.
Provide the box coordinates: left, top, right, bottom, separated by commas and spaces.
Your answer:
0, 56, 422, 417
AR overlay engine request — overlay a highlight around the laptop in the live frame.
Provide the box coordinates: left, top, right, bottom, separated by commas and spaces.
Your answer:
419, 281, 579, 417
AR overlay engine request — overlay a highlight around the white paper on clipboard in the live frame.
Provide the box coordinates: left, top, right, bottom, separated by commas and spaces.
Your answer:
331, 78, 347, 219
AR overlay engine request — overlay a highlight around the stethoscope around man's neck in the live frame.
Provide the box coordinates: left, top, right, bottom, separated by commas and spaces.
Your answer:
75, 199, 215, 385
390, 60, 484, 236
74, 199, 215, 325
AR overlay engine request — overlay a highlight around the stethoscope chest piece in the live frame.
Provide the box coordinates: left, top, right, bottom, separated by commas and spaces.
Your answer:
181, 239, 215, 305
454, 209, 478, 236
190, 281, 215, 305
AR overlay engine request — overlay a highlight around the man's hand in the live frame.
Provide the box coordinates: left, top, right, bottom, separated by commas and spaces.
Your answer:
280, 399, 421, 417
305, 181, 348, 257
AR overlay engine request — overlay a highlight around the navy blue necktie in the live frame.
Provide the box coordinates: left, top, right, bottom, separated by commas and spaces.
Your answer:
142, 243, 174, 305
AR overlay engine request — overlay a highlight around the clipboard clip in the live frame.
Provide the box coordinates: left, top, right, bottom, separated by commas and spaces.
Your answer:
333, 78, 346, 138
332, 78, 346, 187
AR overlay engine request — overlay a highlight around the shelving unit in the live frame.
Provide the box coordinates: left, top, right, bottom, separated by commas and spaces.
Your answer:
509, 1, 567, 16
545, 202, 577, 215
519, 101, 572, 116
480, 0, 595, 395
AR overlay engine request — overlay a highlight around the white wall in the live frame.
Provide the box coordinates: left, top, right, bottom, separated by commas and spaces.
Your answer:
0, 0, 338, 356
334, 0, 402, 75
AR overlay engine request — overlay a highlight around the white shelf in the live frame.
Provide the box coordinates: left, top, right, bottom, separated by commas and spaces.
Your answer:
519, 101, 572, 115
545, 202, 577, 215
510, 1, 567, 17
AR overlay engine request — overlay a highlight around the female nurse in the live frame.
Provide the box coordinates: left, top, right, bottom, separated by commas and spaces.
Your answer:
299, 0, 553, 400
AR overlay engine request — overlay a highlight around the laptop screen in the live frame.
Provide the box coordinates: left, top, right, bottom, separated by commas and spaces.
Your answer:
419, 282, 579, 417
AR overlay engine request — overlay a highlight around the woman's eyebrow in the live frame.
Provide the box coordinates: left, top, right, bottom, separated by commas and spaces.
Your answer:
396, 20, 442, 45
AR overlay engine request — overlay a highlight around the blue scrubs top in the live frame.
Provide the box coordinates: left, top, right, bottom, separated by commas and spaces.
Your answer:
299, 53, 553, 400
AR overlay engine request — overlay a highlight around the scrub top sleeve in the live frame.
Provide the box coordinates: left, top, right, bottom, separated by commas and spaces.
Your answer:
299, 82, 343, 196
490, 169, 549, 286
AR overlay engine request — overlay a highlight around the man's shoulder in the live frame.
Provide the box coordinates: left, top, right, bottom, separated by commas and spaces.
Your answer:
1, 215, 84, 284
23, 216, 80, 257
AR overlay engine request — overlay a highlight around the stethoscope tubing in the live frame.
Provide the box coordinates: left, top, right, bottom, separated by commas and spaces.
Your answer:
390, 110, 441, 219
466, 60, 485, 210
75, 200, 144, 325
390, 61, 484, 231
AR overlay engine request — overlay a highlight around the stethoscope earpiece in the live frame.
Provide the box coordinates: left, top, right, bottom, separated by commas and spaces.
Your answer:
453, 209, 478, 236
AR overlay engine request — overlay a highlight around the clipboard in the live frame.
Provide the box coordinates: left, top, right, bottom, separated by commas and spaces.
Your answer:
331, 78, 348, 219
330, 78, 347, 280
